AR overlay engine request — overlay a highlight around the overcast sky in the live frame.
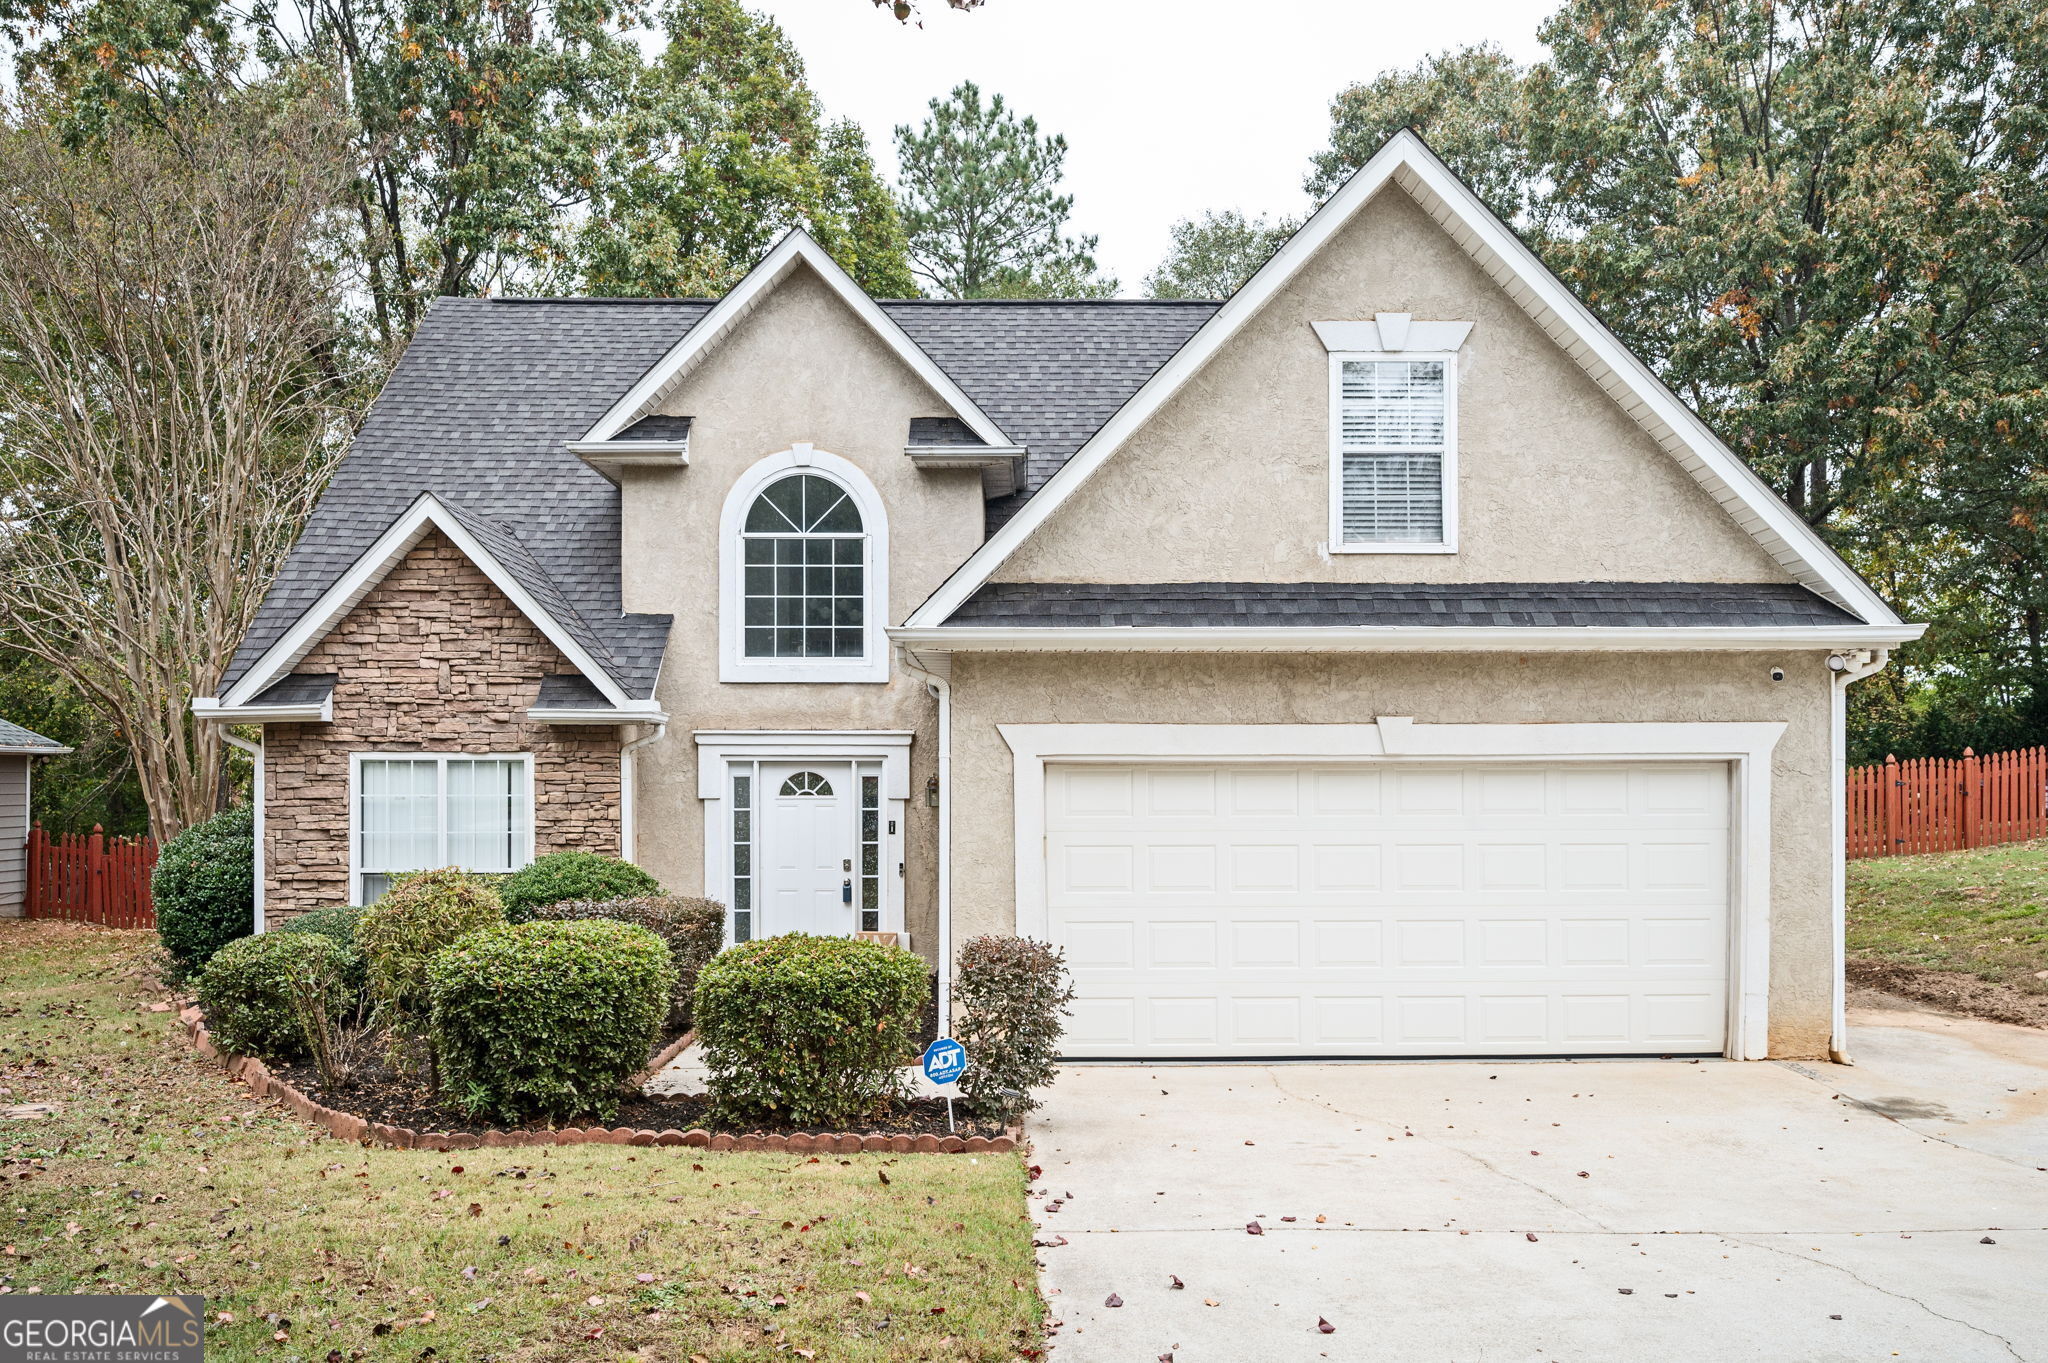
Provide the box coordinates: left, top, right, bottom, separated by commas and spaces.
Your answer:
751, 0, 1556, 292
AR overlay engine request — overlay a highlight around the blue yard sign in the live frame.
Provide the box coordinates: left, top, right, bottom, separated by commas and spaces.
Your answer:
922, 1037, 967, 1087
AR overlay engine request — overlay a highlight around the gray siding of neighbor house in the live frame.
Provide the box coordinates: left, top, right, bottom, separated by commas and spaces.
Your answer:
0, 755, 29, 917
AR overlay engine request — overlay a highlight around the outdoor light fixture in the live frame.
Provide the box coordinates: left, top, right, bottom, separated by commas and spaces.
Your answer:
1826, 654, 1850, 672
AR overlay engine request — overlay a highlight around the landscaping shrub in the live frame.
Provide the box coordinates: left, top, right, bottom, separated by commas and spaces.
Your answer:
427, 920, 675, 1124
530, 896, 724, 1031
953, 935, 1076, 1122
499, 852, 661, 922
275, 906, 369, 998
695, 935, 928, 1128
353, 869, 505, 1022
152, 804, 256, 980
194, 931, 352, 1062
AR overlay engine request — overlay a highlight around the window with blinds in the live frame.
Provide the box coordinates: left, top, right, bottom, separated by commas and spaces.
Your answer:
1337, 358, 1449, 545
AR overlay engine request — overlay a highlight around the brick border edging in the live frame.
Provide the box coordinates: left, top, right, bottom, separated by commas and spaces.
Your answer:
178, 1007, 1018, 1154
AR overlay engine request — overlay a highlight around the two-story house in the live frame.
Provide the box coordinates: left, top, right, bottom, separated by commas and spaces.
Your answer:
198, 132, 1922, 1062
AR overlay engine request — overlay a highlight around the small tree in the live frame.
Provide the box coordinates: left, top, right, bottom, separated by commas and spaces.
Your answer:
952, 935, 1074, 1122
152, 804, 256, 980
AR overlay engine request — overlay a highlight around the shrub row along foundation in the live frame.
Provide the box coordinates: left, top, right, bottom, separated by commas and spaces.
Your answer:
180, 1006, 1017, 1153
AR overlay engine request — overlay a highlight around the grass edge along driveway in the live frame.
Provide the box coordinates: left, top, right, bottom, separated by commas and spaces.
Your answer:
1846, 838, 2048, 1001
0, 921, 1044, 1362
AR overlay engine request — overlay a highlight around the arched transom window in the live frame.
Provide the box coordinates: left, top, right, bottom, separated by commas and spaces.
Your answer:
742, 473, 866, 659
777, 771, 833, 797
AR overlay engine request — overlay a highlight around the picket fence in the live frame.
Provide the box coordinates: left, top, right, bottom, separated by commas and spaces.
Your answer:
23, 824, 158, 927
1845, 746, 2048, 859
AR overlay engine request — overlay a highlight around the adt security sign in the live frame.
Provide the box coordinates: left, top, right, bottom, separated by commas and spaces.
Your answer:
922, 1037, 967, 1086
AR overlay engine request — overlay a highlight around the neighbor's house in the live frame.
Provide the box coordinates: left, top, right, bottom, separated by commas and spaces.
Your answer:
0, 717, 72, 917
196, 133, 1923, 1062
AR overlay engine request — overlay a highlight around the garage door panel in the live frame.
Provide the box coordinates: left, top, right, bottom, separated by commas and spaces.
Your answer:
1047, 761, 1731, 1058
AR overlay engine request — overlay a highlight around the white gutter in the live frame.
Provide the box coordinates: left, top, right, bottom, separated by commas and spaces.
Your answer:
887, 623, 1927, 655
897, 649, 953, 1032
1829, 646, 1893, 1064
527, 705, 670, 726
618, 720, 669, 864
218, 731, 265, 933
191, 696, 332, 724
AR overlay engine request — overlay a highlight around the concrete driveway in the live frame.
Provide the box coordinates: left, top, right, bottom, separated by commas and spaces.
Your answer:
1030, 998, 2048, 1362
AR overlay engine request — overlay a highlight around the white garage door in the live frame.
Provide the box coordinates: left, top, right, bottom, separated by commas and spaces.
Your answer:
1045, 761, 1730, 1058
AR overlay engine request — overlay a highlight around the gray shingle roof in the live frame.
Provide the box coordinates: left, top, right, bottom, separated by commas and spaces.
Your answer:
221, 295, 1217, 696
252, 673, 337, 705
535, 673, 611, 709
0, 716, 69, 753
942, 581, 1862, 629
907, 416, 982, 446
616, 413, 693, 441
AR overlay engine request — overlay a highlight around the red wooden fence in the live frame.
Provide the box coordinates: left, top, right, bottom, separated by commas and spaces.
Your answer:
1846, 746, 2048, 859
24, 824, 158, 927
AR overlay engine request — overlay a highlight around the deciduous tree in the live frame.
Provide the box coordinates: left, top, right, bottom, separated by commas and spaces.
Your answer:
1144, 209, 1299, 300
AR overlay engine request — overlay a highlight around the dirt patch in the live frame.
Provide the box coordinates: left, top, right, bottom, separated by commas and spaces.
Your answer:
1847, 956, 2048, 1029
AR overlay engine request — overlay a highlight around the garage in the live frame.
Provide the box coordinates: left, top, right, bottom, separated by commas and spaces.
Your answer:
1044, 760, 1732, 1059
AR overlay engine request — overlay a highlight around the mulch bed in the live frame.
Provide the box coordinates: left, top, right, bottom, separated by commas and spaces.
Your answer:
268, 1055, 1009, 1140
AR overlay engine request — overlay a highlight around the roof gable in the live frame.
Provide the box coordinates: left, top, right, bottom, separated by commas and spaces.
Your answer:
904, 131, 1901, 629
578, 230, 1014, 449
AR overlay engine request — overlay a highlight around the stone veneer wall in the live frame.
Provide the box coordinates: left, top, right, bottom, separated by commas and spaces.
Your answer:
261, 530, 623, 919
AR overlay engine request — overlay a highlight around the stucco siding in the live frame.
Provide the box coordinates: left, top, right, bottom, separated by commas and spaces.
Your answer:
944, 650, 1837, 1059
994, 187, 1791, 586
619, 265, 966, 960
0, 755, 27, 916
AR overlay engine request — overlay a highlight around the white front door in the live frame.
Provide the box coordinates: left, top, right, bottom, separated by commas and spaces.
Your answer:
1045, 760, 1732, 1059
759, 763, 854, 937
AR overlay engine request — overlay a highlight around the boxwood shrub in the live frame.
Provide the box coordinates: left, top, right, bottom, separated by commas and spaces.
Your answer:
529, 896, 724, 1031
152, 804, 256, 980
427, 920, 676, 1124
695, 935, 928, 1128
499, 852, 661, 923
354, 870, 505, 1022
275, 906, 369, 999
195, 931, 353, 1061
953, 935, 1076, 1122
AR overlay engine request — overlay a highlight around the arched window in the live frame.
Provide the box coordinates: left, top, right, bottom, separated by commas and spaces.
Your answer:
742, 473, 866, 659
777, 771, 833, 796
720, 447, 888, 684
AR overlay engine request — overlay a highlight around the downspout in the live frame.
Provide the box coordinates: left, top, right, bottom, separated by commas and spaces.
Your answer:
898, 647, 953, 1030
619, 721, 668, 865
1829, 647, 1891, 1065
219, 731, 264, 933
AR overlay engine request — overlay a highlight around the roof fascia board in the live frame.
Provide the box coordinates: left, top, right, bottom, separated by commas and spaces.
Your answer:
904, 130, 1898, 628
0, 741, 75, 755
579, 230, 1014, 449
886, 622, 1927, 654
218, 494, 633, 710
191, 697, 332, 724
527, 704, 669, 725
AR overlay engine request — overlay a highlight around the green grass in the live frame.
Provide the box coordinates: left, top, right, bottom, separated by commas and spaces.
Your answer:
1846, 839, 2048, 995
0, 922, 1042, 1362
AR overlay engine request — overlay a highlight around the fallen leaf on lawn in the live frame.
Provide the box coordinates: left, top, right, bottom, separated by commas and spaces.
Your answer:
878, 1170, 890, 1185
929, 1306, 946, 1316
215, 1312, 233, 1323
1246, 1221, 1263, 1236
583, 1326, 604, 1341
1168, 1275, 1184, 1290
853, 1290, 871, 1306
1104, 1293, 1123, 1308
466, 1203, 482, 1217
636, 1273, 656, 1283
586, 1295, 604, 1306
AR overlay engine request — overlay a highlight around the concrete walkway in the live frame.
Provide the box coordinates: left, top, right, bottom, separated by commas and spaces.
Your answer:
1031, 1001, 2048, 1362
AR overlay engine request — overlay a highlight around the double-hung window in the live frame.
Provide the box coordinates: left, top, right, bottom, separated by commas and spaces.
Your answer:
1331, 354, 1456, 551
352, 754, 532, 903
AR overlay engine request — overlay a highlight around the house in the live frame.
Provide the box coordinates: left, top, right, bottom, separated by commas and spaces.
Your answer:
0, 717, 72, 917
196, 132, 1923, 1062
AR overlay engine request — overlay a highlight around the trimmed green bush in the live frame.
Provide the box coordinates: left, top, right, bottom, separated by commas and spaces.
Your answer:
695, 935, 929, 1127
275, 906, 369, 998
499, 853, 661, 923
530, 896, 724, 1031
427, 920, 676, 1124
953, 935, 1076, 1122
354, 869, 505, 1022
152, 804, 256, 980
195, 931, 352, 1061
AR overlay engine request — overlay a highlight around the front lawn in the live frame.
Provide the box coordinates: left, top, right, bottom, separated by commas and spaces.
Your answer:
0, 921, 1042, 1362
1846, 840, 2048, 1022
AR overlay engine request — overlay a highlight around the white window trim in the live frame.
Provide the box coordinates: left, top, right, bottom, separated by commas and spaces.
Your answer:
1327, 350, 1459, 555
695, 730, 912, 947
997, 719, 1786, 1061
718, 446, 890, 684
347, 751, 535, 905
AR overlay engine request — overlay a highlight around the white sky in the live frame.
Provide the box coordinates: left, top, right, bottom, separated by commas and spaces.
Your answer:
752, 0, 1556, 292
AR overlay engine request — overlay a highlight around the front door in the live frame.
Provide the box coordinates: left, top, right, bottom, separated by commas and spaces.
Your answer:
759, 762, 854, 937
